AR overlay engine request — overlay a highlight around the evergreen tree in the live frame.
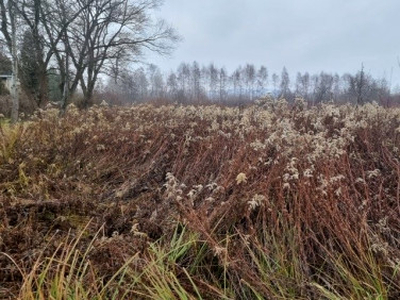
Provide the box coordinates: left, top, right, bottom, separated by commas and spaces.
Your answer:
19, 30, 44, 106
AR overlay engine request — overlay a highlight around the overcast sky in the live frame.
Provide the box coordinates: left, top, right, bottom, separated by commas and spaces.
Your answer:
150, 0, 400, 89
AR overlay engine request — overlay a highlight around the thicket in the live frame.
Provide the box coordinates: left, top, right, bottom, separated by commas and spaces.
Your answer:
1, 100, 400, 299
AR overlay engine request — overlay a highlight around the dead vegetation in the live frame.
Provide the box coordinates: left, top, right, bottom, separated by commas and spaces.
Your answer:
1, 99, 400, 299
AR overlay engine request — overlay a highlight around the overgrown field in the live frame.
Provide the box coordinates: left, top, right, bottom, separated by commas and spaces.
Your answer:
1, 100, 400, 299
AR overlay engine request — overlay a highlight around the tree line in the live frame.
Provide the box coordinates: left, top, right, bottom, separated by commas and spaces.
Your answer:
105, 62, 394, 106
0, 0, 397, 122
0, 0, 178, 122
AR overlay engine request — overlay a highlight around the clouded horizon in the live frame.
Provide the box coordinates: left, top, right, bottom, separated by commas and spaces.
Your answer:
149, 0, 400, 90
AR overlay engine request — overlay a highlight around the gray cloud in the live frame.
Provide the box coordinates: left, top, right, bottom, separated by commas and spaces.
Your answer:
150, 0, 400, 88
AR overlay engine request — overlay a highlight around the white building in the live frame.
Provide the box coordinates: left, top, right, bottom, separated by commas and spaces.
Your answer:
0, 75, 12, 92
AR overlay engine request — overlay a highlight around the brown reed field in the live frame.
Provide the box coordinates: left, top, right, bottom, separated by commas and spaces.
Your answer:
1, 98, 400, 299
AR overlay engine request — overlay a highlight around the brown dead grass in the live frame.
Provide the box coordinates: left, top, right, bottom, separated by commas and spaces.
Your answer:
1, 100, 400, 299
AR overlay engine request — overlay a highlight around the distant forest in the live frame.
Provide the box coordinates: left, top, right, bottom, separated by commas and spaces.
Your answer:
105, 62, 398, 106
1, 49, 398, 109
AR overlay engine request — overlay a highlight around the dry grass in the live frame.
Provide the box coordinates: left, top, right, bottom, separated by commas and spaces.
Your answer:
1, 99, 400, 299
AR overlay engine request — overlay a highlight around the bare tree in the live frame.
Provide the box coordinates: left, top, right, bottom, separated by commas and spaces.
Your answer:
13, 0, 50, 107
231, 66, 243, 100
342, 66, 383, 105
219, 67, 227, 102
356, 64, 365, 105
312, 72, 334, 104
191, 61, 201, 101
271, 73, 279, 96
280, 67, 290, 99
256, 65, 268, 97
0, 0, 20, 122
40, 0, 179, 109
147, 64, 164, 99
177, 62, 190, 101
12, 0, 102, 111
166, 71, 178, 99
207, 63, 218, 101
243, 63, 256, 100
132, 67, 148, 101
332, 74, 341, 102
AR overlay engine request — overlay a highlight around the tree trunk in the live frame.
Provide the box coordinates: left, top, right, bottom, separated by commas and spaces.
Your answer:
10, 3, 19, 124
81, 79, 95, 108
59, 55, 69, 116
84, 89, 94, 108
37, 63, 48, 108
10, 72, 19, 123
